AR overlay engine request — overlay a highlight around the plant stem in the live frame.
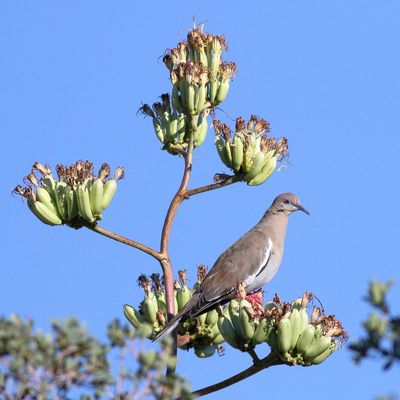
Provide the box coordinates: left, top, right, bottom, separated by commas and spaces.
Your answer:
247, 349, 261, 365
86, 224, 163, 261
190, 352, 282, 398
159, 118, 196, 379
160, 137, 195, 258
160, 125, 195, 319
185, 174, 240, 197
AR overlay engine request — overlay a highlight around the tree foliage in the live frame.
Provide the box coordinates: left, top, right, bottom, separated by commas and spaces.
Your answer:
350, 280, 400, 370
0, 315, 191, 400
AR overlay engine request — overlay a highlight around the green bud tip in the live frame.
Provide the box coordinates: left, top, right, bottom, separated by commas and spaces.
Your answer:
161, 93, 172, 114
162, 54, 174, 72
197, 264, 207, 283
156, 310, 167, 326
24, 171, 39, 188
246, 114, 270, 135
178, 269, 188, 286
114, 167, 125, 180
174, 280, 181, 290
219, 61, 237, 81
98, 163, 111, 181
207, 34, 227, 53
213, 119, 231, 141
301, 292, 313, 308
187, 27, 207, 50
166, 42, 189, 67
139, 104, 155, 119
311, 307, 322, 324
235, 116, 246, 133
13, 184, 36, 204
32, 161, 52, 178
319, 315, 348, 341
150, 273, 164, 292
137, 274, 152, 295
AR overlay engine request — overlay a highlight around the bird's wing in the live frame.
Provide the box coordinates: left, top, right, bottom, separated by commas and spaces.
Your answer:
186, 227, 273, 317
154, 227, 275, 340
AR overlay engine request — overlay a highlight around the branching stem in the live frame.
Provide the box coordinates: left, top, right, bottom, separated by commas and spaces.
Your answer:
86, 224, 163, 261
185, 175, 240, 197
190, 352, 283, 398
160, 118, 196, 379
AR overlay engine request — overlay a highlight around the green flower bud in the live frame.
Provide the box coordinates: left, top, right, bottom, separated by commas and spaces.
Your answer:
194, 345, 216, 358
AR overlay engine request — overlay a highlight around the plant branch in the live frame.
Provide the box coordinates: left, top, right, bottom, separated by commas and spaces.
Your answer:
160, 138, 195, 258
159, 118, 196, 379
247, 349, 261, 365
185, 174, 240, 198
159, 123, 196, 316
85, 224, 163, 262
190, 352, 283, 398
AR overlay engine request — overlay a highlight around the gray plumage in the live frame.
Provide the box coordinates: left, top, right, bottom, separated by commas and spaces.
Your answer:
154, 192, 309, 341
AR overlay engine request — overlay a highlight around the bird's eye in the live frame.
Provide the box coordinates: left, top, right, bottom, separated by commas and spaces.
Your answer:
283, 199, 291, 204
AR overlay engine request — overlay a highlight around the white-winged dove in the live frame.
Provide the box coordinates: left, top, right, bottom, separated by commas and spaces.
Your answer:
155, 192, 309, 341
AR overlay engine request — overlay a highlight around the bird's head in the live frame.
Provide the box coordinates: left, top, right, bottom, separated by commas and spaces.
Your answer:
271, 193, 310, 216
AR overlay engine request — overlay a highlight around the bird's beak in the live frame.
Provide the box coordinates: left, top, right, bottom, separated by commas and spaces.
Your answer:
295, 203, 310, 215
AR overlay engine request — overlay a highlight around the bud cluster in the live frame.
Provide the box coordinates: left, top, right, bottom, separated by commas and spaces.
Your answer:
263, 293, 348, 366
214, 115, 288, 186
124, 267, 223, 358
164, 27, 235, 111
141, 26, 236, 154
217, 287, 267, 351
14, 161, 124, 228
217, 290, 347, 366
124, 271, 347, 365
140, 94, 209, 154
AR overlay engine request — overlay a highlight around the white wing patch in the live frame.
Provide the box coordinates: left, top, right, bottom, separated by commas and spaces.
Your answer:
244, 238, 273, 290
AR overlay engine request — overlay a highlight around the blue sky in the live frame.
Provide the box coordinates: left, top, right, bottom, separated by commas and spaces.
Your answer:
2, 1, 400, 398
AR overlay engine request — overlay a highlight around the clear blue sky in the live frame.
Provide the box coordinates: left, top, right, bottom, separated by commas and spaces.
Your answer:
2, 1, 400, 398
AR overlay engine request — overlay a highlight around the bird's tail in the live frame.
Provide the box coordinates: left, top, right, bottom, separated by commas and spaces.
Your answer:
153, 294, 199, 342
153, 316, 181, 342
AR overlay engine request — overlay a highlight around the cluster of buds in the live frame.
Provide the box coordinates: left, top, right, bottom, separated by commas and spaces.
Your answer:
141, 26, 236, 155
214, 115, 288, 186
217, 285, 269, 351
124, 270, 347, 365
123, 274, 168, 339
13, 161, 124, 228
124, 267, 224, 358
140, 94, 209, 154
262, 293, 348, 366
163, 26, 236, 111
217, 289, 347, 366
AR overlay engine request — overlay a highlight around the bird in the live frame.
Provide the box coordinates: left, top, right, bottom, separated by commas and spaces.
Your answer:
155, 192, 309, 341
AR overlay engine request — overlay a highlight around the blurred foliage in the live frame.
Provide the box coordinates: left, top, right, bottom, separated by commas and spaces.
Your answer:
349, 280, 400, 370
0, 315, 192, 399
